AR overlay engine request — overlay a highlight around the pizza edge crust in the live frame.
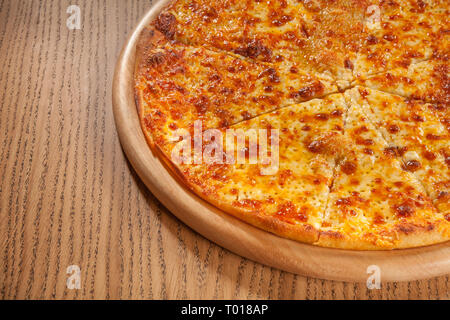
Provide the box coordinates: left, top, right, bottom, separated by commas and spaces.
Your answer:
316, 221, 450, 250
133, 25, 450, 250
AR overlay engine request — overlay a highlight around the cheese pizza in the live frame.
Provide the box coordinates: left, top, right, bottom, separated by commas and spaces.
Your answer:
135, 0, 449, 250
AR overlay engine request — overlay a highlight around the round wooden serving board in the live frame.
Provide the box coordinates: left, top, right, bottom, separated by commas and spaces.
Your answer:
112, 0, 450, 282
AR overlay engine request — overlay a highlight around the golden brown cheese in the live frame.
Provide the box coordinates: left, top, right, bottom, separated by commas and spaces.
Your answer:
355, 58, 449, 106
318, 94, 447, 249
155, 0, 371, 81
354, 0, 449, 76
346, 87, 450, 215
136, 27, 338, 148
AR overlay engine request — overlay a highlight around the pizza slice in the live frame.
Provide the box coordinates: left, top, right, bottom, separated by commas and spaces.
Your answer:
355, 59, 449, 133
154, 0, 369, 82
149, 94, 348, 244
345, 87, 449, 215
354, 58, 449, 106
354, 0, 449, 77
317, 96, 450, 249
135, 26, 338, 148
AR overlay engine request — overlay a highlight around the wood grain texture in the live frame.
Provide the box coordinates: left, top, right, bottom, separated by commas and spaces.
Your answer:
0, 0, 448, 300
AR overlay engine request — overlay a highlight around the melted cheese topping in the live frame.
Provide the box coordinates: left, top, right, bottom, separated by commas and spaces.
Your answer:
355, 58, 449, 106
347, 87, 449, 214
354, 0, 449, 76
156, 0, 372, 81
321, 95, 441, 248
136, 32, 337, 147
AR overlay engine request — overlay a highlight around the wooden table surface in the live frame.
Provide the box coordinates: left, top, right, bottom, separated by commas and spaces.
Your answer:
0, 0, 448, 300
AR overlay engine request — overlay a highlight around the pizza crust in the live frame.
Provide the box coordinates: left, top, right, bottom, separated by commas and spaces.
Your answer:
316, 221, 450, 250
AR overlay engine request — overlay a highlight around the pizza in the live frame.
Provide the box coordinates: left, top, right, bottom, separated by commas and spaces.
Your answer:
135, 0, 449, 250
